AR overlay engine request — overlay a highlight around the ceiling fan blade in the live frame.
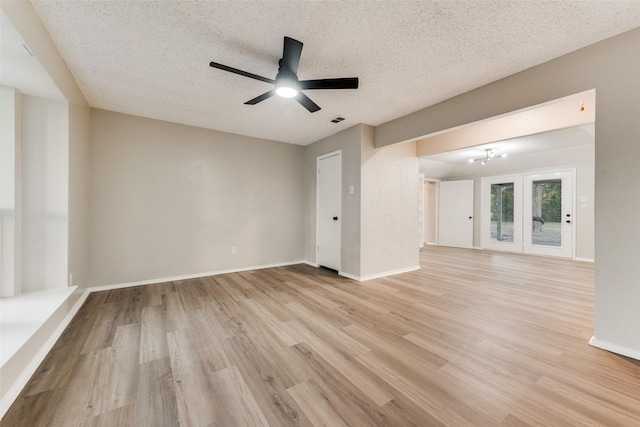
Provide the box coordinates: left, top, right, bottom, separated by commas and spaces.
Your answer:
282, 37, 303, 73
299, 78, 359, 90
245, 90, 276, 105
210, 61, 275, 84
296, 92, 321, 113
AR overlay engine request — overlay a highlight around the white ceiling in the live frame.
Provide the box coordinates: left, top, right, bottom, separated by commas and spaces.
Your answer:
420, 124, 595, 178
0, 11, 63, 100
30, 1, 640, 145
425, 124, 595, 164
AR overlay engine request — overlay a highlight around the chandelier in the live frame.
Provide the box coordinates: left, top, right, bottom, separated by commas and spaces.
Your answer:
468, 148, 507, 165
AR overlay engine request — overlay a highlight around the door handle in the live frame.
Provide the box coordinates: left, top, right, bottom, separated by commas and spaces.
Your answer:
333, 216, 338, 221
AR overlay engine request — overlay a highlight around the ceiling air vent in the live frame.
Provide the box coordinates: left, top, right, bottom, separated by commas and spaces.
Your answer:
330, 116, 345, 124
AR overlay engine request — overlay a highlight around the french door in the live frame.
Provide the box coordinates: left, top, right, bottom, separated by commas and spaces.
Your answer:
523, 171, 573, 258
481, 170, 574, 258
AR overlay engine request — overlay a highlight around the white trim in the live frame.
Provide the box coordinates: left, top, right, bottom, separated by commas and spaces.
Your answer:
473, 246, 483, 250
0, 287, 88, 419
303, 260, 319, 267
88, 261, 306, 292
573, 257, 594, 263
338, 271, 361, 281
317, 149, 342, 161
589, 336, 640, 361
340, 265, 421, 282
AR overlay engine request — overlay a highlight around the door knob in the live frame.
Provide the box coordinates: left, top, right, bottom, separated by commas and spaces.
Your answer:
333, 216, 338, 221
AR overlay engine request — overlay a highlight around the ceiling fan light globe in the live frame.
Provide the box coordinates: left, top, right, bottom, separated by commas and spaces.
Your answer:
276, 86, 298, 98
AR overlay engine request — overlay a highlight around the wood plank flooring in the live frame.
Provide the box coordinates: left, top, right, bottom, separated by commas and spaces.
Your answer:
4, 246, 640, 426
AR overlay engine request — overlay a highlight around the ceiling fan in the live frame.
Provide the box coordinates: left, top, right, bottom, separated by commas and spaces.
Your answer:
209, 36, 359, 113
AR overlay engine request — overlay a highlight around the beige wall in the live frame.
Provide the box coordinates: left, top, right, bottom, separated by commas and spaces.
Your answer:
67, 103, 91, 286
376, 27, 640, 357
304, 125, 362, 277
304, 124, 420, 279
89, 109, 305, 286
361, 135, 419, 278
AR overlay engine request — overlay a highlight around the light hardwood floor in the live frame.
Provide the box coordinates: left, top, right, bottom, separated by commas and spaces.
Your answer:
3, 246, 640, 426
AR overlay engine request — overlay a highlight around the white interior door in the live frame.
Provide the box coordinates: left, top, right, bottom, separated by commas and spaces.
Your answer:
317, 152, 342, 270
523, 171, 573, 258
481, 174, 523, 253
438, 180, 474, 248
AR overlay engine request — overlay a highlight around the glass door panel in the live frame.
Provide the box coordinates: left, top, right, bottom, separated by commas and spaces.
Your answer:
531, 179, 562, 246
481, 175, 522, 253
491, 182, 514, 242
523, 171, 573, 258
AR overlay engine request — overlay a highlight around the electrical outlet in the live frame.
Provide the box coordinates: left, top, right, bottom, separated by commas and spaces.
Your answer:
231, 246, 237, 255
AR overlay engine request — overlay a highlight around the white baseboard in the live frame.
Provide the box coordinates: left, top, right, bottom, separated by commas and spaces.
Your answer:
303, 260, 319, 267
573, 257, 595, 263
88, 260, 306, 293
0, 288, 89, 419
589, 336, 640, 361
339, 265, 421, 282
473, 246, 483, 250
338, 271, 360, 281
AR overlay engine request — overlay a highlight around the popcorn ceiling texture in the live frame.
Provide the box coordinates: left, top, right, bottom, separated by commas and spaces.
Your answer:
32, 1, 640, 145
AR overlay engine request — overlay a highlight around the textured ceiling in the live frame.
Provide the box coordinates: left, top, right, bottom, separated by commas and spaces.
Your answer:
31, 1, 640, 145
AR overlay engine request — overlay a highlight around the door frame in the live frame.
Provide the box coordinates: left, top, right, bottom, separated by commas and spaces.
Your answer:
316, 150, 342, 270
424, 179, 440, 245
481, 174, 524, 253
522, 169, 575, 258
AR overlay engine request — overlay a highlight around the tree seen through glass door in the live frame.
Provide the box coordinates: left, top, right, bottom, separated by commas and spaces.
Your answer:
531, 179, 562, 246
490, 183, 514, 242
